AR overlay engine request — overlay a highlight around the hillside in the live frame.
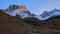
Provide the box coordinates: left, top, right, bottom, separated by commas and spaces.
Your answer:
0, 9, 26, 34
0, 9, 60, 34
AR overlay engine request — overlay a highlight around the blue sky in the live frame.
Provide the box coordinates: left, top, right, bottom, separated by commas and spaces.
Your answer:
0, 0, 60, 15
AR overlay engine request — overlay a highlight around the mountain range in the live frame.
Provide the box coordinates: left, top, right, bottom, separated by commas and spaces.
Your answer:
3, 4, 60, 20
0, 4, 60, 34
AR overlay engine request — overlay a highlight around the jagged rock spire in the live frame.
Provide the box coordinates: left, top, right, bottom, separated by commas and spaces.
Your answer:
6, 4, 28, 12
6, 4, 19, 11
18, 5, 28, 11
16, 5, 30, 15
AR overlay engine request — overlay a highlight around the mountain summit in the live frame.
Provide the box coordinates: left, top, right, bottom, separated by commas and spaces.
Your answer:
18, 5, 28, 11
5, 4, 36, 18
6, 4, 19, 11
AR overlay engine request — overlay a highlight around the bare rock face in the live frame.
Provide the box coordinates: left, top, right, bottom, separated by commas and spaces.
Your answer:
6, 4, 19, 11
16, 5, 30, 14
19, 5, 27, 11
6, 4, 28, 12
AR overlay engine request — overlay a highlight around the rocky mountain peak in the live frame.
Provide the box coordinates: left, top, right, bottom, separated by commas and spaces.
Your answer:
5, 4, 35, 18
18, 5, 27, 11
6, 4, 29, 13
6, 4, 19, 11
16, 5, 29, 13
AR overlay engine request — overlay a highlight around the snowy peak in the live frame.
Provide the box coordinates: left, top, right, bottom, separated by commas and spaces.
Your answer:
38, 9, 60, 20
5, 4, 36, 18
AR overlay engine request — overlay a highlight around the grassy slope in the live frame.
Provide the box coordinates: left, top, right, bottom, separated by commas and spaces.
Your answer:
0, 10, 60, 34
0, 10, 26, 34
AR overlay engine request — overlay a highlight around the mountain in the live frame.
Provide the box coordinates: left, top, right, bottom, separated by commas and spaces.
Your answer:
38, 9, 60, 20
5, 5, 36, 18
0, 9, 39, 34
1, 4, 60, 34
1, 9, 60, 34
3, 4, 60, 21
0, 10, 60, 34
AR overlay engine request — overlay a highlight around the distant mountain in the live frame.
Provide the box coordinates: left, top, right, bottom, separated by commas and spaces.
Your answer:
2, 4, 60, 21
38, 9, 60, 20
4, 5, 36, 18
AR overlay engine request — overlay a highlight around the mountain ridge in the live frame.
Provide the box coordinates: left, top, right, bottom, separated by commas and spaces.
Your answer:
38, 9, 60, 20
1, 8, 60, 34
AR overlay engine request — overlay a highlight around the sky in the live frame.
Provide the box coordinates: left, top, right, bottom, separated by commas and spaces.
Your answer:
0, 0, 60, 15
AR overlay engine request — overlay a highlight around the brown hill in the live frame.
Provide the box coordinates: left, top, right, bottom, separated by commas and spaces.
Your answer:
0, 10, 27, 34
0, 9, 60, 34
